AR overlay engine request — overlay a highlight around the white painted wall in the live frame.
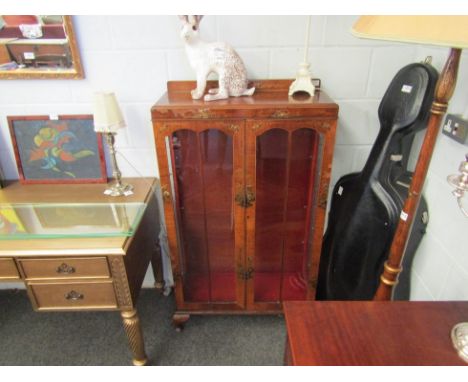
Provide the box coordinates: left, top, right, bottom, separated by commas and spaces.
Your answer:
0, 15, 466, 299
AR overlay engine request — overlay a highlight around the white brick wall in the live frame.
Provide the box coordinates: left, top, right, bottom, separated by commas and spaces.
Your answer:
0, 16, 466, 298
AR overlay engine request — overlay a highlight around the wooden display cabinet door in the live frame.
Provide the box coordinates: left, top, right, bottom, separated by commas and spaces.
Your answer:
154, 120, 246, 311
245, 119, 335, 311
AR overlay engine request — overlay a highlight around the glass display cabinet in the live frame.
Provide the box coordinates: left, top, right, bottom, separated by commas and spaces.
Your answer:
152, 80, 338, 328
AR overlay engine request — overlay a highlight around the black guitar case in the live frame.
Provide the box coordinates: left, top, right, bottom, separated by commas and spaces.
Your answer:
316, 62, 438, 301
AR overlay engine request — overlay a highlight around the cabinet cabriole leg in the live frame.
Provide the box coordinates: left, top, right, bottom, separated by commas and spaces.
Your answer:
121, 309, 148, 366
172, 313, 190, 332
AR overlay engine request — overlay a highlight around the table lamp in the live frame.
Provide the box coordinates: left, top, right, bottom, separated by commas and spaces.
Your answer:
352, 15, 468, 363
93, 92, 133, 196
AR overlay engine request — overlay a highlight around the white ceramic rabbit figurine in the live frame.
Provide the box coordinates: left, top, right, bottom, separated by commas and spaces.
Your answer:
178, 15, 255, 102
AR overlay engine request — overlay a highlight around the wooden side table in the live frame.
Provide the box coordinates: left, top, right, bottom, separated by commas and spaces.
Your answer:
284, 301, 468, 366
0, 178, 162, 366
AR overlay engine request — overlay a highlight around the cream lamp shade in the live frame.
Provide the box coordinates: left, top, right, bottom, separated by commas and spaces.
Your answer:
352, 16, 468, 48
93, 92, 126, 133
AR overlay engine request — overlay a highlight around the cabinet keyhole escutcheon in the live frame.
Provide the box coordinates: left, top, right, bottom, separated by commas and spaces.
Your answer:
235, 186, 256, 208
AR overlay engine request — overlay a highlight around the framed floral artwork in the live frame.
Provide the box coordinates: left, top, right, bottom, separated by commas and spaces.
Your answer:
8, 115, 107, 184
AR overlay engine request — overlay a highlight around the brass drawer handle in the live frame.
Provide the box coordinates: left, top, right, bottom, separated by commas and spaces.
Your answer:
65, 290, 84, 301
56, 263, 76, 274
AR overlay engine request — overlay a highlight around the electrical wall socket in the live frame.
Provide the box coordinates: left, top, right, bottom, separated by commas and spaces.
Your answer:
442, 114, 468, 144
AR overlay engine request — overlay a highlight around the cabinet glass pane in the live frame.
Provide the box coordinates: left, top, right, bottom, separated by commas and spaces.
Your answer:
282, 129, 317, 300
254, 129, 288, 302
254, 128, 318, 302
171, 129, 235, 303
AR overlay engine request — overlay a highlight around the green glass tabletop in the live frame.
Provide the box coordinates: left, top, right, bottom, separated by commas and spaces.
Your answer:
0, 202, 147, 240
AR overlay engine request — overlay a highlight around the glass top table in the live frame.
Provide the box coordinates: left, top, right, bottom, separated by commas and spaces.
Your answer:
0, 202, 147, 240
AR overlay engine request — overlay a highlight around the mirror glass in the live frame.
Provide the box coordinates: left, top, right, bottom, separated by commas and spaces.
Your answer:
0, 15, 84, 79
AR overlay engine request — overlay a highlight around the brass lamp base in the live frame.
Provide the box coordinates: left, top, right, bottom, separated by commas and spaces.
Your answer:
104, 182, 134, 197
451, 322, 468, 363
103, 132, 134, 197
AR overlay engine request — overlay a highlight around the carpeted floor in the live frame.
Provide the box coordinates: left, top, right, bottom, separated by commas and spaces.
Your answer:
0, 288, 286, 366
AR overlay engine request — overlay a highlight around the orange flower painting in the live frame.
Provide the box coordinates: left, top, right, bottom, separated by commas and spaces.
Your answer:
28, 122, 95, 178
8, 115, 107, 184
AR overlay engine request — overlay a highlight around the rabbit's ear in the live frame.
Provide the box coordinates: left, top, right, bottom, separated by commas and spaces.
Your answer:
188, 15, 203, 27
178, 15, 189, 23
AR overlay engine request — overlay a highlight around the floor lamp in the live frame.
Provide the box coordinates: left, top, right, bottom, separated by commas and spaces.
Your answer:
352, 15, 468, 362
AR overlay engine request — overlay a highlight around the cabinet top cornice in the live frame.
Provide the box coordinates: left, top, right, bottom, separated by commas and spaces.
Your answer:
151, 80, 339, 120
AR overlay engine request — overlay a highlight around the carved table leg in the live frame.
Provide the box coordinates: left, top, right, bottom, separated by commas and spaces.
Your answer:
172, 313, 190, 332
151, 241, 164, 292
121, 309, 148, 366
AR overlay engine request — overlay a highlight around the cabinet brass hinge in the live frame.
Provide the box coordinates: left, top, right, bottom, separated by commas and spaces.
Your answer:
308, 278, 318, 290
161, 184, 171, 202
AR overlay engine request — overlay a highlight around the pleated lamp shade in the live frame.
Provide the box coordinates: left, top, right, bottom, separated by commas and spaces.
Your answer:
352, 16, 468, 48
93, 92, 126, 133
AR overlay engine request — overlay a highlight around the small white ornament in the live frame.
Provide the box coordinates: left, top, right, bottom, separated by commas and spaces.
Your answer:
289, 16, 315, 97
178, 15, 255, 102
19, 24, 43, 39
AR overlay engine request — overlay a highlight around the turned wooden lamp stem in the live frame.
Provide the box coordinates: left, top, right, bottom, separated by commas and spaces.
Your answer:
374, 48, 462, 300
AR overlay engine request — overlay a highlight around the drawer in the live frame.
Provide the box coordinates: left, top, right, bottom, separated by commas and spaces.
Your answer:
19, 257, 110, 280
28, 280, 117, 311
0, 258, 20, 280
